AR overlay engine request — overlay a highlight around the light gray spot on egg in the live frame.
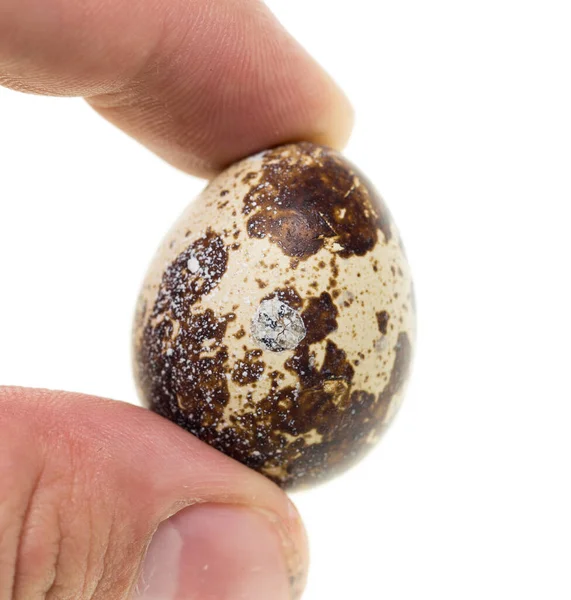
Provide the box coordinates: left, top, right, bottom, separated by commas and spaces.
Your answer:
251, 298, 306, 352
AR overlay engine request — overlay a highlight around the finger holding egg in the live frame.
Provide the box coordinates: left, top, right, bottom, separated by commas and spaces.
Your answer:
134, 142, 415, 490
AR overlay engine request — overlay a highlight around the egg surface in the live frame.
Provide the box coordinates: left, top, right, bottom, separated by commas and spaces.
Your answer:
133, 142, 415, 490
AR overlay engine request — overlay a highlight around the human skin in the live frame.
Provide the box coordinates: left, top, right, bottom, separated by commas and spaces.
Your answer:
0, 0, 353, 598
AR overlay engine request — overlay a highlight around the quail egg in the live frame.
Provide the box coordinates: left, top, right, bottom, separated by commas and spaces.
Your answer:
133, 142, 415, 490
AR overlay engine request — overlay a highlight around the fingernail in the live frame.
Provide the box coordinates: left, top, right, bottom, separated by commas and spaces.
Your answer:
135, 504, 293, 600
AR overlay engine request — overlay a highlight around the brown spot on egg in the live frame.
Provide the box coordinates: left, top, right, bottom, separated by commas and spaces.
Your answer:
135, 229, 234, 433
376, 310, 390, 335
232, 349, 265, 385
301, 292, 338, 344
243, 142, 393, 260
151, 229, 228, 320
242, 171, 258, 183
137, 308, 233, 432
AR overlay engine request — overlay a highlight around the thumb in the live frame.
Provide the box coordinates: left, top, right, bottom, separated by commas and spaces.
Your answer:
0, 387, 308, 600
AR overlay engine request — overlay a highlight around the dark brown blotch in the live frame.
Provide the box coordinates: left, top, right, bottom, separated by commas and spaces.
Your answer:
242, 143, 393, 260
232, 349, 265, 385
151, 229, 228, 322
301, 292, 338, 345
136, 230, 235, 438
376, 310, 390, 335
242, 171, 258, 183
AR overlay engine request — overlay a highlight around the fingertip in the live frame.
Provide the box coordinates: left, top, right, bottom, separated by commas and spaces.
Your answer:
308, 75, 355, 152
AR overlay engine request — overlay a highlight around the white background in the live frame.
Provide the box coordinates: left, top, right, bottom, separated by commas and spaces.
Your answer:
1, 1, 571, 598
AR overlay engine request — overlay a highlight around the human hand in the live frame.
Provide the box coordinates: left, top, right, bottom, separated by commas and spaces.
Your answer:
0, 0, 353, 598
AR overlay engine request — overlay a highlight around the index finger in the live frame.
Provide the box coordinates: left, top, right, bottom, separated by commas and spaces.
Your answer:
0, 0, 353, 177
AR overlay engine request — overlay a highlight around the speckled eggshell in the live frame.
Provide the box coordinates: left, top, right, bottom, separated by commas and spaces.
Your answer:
133, 142, 415, 490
